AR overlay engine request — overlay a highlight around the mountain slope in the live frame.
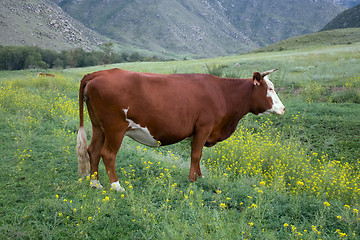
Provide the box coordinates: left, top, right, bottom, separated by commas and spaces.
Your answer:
255, 28, 360, 52
322, 3, 360, 30
52, 0, 258, 57
333, 0, 360, 7
0, 0, 105, 51
209, 0, 345, 46
0, 0, 348, 58
52, 0, 345, 57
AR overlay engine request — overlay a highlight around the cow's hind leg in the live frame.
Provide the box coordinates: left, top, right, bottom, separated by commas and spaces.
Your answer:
88, 126, 105, 189
86, 102, 105, 189
101, 124, 128, 192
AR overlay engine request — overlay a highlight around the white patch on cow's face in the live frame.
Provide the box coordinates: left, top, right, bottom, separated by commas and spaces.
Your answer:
260, 76, 285, 115
123, 108, 160, 147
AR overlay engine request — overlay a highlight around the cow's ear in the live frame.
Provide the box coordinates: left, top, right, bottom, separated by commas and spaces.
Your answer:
253, 72, 262, 86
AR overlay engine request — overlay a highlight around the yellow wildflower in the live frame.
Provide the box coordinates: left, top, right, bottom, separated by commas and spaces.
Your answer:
248, 204, 258, 209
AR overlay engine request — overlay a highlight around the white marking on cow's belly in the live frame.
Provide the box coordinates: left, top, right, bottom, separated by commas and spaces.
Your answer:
123, 108, 160, 147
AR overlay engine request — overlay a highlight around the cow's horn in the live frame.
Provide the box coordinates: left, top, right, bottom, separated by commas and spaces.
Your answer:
261, 68, 278, 77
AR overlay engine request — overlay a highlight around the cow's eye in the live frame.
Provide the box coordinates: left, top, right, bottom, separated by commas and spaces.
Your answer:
269, 88, 274, 92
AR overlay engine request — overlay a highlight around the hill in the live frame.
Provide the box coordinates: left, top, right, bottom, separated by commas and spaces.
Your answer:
334, 0, 360, 7
0, 0, 350, 58
255, 28, 360, 52
208, 0, 345, 46
51, 0, 345, 58
51, 0, 257, 58
322, 3, 360, 30
0, 0, 106, 52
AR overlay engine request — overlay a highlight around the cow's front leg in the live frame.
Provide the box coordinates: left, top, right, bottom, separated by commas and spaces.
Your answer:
189, 132, 208, 182
189, 152, 203, 182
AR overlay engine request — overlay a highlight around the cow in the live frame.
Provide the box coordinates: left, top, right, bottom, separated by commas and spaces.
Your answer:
76, 68, 285, 192
37, 72, 55, 77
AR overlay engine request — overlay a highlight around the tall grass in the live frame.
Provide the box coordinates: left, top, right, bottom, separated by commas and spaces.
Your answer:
204, 116, 360, 203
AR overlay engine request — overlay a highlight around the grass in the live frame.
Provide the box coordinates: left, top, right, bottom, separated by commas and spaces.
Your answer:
0, 44, 360, 239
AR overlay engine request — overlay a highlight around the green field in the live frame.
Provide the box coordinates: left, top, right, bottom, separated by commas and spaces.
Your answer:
1, 43, 360, 239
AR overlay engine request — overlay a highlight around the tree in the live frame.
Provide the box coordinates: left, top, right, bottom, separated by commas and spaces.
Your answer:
53, 58, 64, 69
24, 47, 48, 69
128, 52, 142, 62
102, 42, 114, 64
41, 49, 58, 68
0, 45, 160, 70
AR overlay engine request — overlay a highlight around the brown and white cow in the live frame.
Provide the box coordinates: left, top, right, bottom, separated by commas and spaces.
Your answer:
37, 72, 55, 77
77, 68, 285, 191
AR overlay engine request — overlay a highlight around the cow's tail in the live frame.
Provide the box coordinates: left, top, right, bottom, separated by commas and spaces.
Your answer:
76, 74, 92, 176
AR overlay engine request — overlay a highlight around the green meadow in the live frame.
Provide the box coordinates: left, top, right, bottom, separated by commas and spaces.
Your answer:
0, 43, 359, 239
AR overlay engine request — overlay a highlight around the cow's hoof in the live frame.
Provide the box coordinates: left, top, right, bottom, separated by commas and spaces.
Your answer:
111, 181, 126, 192
90, 179, 103, 189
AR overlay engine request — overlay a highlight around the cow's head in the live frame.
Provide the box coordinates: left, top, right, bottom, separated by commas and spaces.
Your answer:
251, 69, 285, 115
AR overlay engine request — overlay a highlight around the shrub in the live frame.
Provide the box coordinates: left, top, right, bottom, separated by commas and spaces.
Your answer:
331, 90, 360, 103
205, 64, 228, 77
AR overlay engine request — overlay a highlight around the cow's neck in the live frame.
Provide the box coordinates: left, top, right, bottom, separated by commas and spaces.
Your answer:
212, 77, 253, 142
222, 77, 253, 118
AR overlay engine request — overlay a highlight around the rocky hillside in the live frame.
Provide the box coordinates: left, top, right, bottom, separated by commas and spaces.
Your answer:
0, 0, 106, 52
51, 0, 346, 57
51, 0, 257, 57
0, 0, 353, 58
332, 0, 360, 7
209, 0, 345, 46
322, 3, 360, 30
